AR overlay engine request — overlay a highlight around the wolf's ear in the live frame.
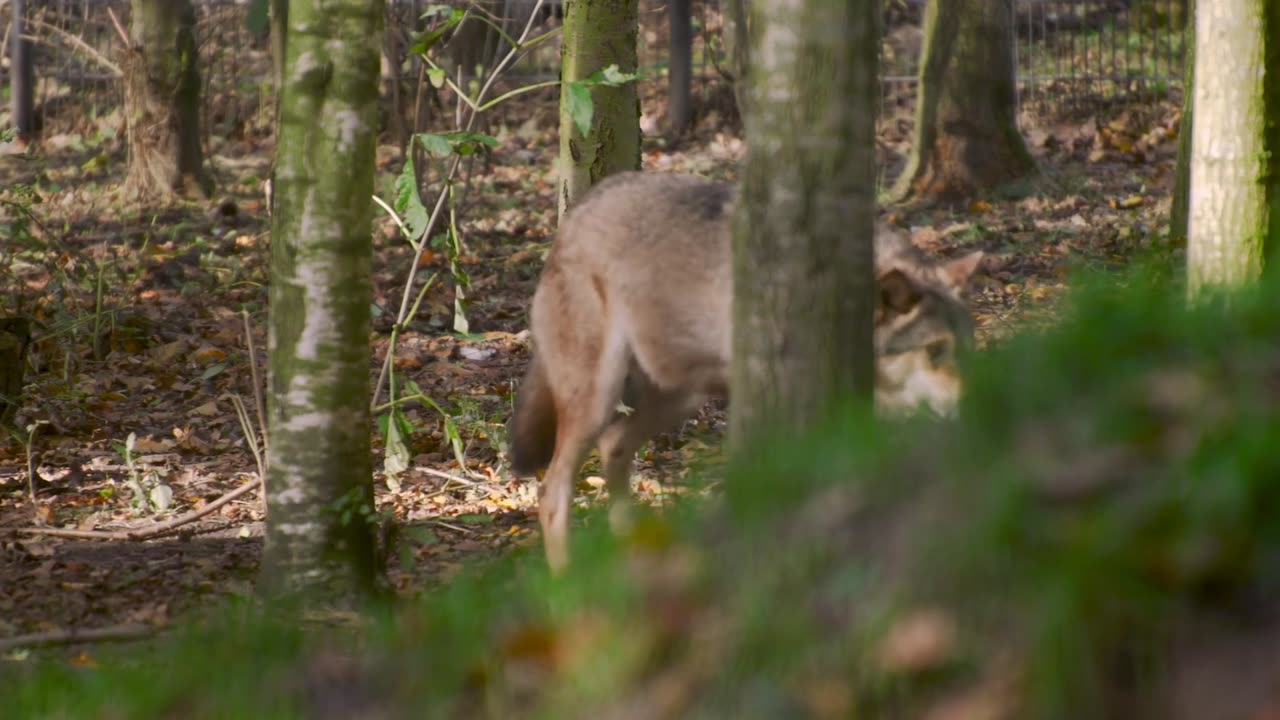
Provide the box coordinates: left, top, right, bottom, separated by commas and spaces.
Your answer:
939, 251, 984, 291
878, 268, 921, 315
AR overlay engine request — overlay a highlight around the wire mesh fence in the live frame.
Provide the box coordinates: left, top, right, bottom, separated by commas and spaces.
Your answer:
0, 0, 1187, 140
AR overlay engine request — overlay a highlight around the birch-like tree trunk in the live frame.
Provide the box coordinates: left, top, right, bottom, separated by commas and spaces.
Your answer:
729, 0, 879, 451
122, 0, 211, 201
260, 0, 385, 602
890, 0, 1034, 201
557, 0, 640, 217
1186, 0, 1266, 296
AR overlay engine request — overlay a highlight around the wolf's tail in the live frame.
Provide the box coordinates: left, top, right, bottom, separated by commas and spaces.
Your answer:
507, 355, 557, 475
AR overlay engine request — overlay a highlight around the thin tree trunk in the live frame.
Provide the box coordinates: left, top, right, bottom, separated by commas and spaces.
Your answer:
890, 0, 1035, 202
260, 0, 385, 603
1169, 0, 1194, 247
729, 0, 879, 452
1263, 0, 1279, 273
10, 0, 35, 142
667, 0, 692, 137
557, 0, 641, 217
1186, 0, 1266, 297
122, 0, 210, 202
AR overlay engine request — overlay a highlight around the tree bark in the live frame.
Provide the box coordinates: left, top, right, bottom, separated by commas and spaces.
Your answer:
729, 0, 879, 452
557, 0, 641, 217
122, 0, 211, 202
1186, 0, 1266, 297
667, 0, 692, 137
10, 0, 35, 142
1169, 0, 1194, 247
260, 0, 385, 604
1263, 0, 1279, 273
890, 0, 1035, 202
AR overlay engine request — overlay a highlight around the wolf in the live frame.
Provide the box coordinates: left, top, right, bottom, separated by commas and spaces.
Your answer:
506, 171, 983, 573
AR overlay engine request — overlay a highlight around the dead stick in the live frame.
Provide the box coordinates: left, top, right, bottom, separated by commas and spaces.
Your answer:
17, 479, 260, 541
0, 623, 155, 652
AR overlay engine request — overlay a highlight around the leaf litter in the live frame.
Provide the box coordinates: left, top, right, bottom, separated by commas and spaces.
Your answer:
0, 87, 1186, 654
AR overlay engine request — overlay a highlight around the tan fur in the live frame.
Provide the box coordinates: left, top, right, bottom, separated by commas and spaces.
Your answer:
507, 172, 983, 573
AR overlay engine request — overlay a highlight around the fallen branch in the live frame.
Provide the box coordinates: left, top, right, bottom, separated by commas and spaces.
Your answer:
23, 18, 123, 77
17, 478, 260, 542
0, 623, 156, 652
419, 466, 513, 499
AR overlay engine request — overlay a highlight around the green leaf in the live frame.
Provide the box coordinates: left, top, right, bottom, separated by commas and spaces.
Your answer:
427, 68, 446, 88
565, 81, 594, 137
416, 132, 455, 158
409, 7, 465, 56
201, 363, 226, 380
383, 413, 410, 487
455, 513, 495, 525
586, 64, 640, 87
246, 0, 269, 34
393, 157, 430, 240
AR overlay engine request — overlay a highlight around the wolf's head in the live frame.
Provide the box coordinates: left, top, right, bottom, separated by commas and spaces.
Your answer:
872, 225, 983, 418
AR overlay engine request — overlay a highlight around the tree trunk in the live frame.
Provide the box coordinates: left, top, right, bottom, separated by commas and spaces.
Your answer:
890, 0, 1035, 202
122, 0, 211, 202
260, 0, 385, 604
667, 0, 692, 137
1169, 0, 1195, 247
270, 0, 288, 116
10, 0, 35, 142
1264, 0, 1279, 273
729, 0, 879, 451
557, 0, 641, 217
1185, 0, 1266, 297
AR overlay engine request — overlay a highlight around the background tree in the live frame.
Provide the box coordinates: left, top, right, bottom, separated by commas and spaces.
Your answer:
1185, 0, 1268, 296
667, 0, 692, 137
557, 0, 641, 216
260, 0, 385, 603
10, 0, 35, 143
122, 0, 211, 201
891, 0, 1035, 201
1169, 0, 1194, 246
730, 0, 879, 450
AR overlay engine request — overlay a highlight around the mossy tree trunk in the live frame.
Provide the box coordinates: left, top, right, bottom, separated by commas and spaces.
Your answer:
729, 0, 879, 452
890, 0, 1035, 202
259, 0, 385, 604
122, 0, 211, 202
1186, 0, 1267, 297
557, 0, 640, 217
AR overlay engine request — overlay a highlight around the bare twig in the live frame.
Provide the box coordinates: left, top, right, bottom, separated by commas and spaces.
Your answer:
0, 623, 156, 652
23, 18, 123, 77
105, 7, 129, 48
371, 0, 549, 409
241, 309, 269, 463
18, 479, 260, 542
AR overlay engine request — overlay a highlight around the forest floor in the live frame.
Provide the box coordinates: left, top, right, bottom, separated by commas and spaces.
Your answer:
0, 86, 1184, 647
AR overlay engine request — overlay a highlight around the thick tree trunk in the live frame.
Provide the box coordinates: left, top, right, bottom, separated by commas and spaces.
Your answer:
557, 0, 641, 217
891, 0, 1035, 202
260, 0, 385, 603
1169, 0, 1195, 247
122, 0, 210, 202
667, 0, 692, 137
1186, 0, 1266, 297
729, 0, 879, 451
